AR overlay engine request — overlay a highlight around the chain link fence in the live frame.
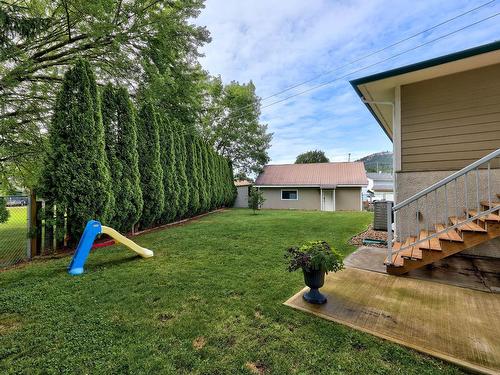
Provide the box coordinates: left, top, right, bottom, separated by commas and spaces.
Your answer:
0, 195, 29, 268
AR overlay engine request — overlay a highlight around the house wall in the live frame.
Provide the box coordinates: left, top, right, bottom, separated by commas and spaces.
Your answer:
234, 185, 250, 208
335, 187, 362, 211
395, 169, 500, 258
400, 63, 500, 172
259, 188, 321, 210
258, 187, 362, 211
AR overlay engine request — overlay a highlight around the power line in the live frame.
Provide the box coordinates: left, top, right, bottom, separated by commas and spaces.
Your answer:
258, 0, 496, 103
259, 11, 500, 111
224, 0, 497, 120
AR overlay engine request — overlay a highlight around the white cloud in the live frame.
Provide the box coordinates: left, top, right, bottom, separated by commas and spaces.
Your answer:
195, 0, 500, 164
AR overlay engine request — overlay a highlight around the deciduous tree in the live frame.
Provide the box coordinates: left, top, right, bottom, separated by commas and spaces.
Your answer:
200, 77, 272, 175
295, 150, 330, 164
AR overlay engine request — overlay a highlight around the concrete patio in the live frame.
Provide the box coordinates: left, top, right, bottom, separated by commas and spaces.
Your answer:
285, 248, 500, 374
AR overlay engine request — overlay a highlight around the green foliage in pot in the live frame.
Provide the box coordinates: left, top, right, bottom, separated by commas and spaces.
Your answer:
286, 240, 343, 274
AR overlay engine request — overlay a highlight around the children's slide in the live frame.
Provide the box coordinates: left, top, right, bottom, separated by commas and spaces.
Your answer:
68, 220, 153, 275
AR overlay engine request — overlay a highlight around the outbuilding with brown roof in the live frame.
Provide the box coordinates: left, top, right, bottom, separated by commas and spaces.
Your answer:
254, 162, 367, 211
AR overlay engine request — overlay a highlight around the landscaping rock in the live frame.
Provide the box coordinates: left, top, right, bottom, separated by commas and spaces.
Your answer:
349, 225, 387, 248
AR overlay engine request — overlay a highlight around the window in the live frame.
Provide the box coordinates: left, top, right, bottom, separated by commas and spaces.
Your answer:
281, 190, 298, 200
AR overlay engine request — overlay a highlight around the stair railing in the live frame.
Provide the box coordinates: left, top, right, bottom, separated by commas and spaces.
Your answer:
386, 148, 500, 265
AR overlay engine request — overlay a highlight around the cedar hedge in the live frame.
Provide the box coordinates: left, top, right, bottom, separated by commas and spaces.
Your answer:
42, 60, 237, 238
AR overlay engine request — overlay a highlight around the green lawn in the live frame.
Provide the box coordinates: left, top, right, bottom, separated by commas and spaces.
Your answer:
0, 206, 27, 267
0, 209, 462, 374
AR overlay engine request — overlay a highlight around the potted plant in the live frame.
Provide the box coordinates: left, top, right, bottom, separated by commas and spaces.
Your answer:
285, 240, 343, 304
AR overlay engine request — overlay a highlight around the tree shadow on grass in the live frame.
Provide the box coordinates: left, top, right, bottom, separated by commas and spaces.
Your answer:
86, 254, 142, 271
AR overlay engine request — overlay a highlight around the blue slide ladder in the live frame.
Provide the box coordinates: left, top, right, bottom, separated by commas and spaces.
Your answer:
67, 220, 103, 275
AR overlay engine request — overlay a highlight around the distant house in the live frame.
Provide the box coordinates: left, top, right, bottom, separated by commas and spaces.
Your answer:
254, 162, 368, 211
234, 180, 252, 208
366, 172, 394, 201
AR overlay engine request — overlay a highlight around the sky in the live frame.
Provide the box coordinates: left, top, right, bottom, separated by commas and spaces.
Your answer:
194, 0, 500, 164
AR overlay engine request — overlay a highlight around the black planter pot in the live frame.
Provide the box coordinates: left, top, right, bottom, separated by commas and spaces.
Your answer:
302, 269, 327, 304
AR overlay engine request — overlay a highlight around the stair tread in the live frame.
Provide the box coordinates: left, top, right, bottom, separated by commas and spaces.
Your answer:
467, 209, 500, 222
449, 216, 487, 232
481, 200, 500, 208
384, 242, 404, 266
418, 230, 442, 251
435, 224, 464, 242
400, 237, 422, 260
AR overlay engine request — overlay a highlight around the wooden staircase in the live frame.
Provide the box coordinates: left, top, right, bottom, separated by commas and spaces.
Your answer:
386, 199, 500, 275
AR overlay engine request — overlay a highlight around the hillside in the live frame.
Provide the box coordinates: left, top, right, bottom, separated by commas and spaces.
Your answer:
357, 151, 393, 173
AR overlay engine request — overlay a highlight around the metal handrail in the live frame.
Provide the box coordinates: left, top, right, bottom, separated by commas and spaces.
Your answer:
394, 204, 499, 254
393, 149, 500, 210
386, 148, 500, 265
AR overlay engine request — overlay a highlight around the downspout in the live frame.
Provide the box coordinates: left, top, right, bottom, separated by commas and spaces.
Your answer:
320, 188, 323, 211
361, 98, 397, 259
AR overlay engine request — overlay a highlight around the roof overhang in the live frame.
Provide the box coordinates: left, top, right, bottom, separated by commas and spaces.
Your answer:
350, 40, 500, 140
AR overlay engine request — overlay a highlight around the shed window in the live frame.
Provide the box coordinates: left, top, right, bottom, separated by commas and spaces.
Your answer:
281, 190, 298, 200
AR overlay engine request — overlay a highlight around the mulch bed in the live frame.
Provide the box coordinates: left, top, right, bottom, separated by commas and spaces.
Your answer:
349, 225, 388, 248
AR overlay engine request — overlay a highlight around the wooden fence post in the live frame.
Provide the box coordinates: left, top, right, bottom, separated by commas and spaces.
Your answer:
44, 202, 54, 254
35, 201, 43, 256
29, 190, 37, 258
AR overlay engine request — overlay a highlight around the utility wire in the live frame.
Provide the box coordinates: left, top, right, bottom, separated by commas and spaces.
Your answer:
259, 10, 500, 111
223, 1, 498, 120
258, 0, 496, 103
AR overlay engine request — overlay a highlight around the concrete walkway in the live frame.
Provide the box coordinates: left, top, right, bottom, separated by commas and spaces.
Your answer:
285, 267, 500, 374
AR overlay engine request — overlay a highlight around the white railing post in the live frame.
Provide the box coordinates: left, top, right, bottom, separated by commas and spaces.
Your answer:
488, 162, 491, 209
387, 200, 393, 264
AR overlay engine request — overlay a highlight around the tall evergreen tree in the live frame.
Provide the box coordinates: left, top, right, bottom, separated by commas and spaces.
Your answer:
197, 138, 209, 213
102, 84, 143, 232
174, 123, 190, 218
216, 156, 225, 207
207, 148, 216, 210
185, 134, 200, 215
137, 101, 164, 229
41, 59, 113, 240
159, 116, 179, 223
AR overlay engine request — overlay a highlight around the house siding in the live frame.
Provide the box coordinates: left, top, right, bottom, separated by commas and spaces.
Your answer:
335, 187, 362, 211
400, 63, 500, 172
259, 188, 321, 210
234, 185, 250, 208
258, 187, 362, 211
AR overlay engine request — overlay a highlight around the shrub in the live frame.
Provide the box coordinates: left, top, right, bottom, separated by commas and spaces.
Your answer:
285, 240, 343, 274
248, 187, 265, 214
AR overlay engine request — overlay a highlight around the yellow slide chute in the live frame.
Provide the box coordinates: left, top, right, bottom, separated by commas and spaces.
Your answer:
68, 220, 154, 275
101, 226, 154, 258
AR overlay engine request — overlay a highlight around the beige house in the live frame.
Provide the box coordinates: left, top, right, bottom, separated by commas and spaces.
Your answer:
254, 162, 367, 211
351, 41, 500, 274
